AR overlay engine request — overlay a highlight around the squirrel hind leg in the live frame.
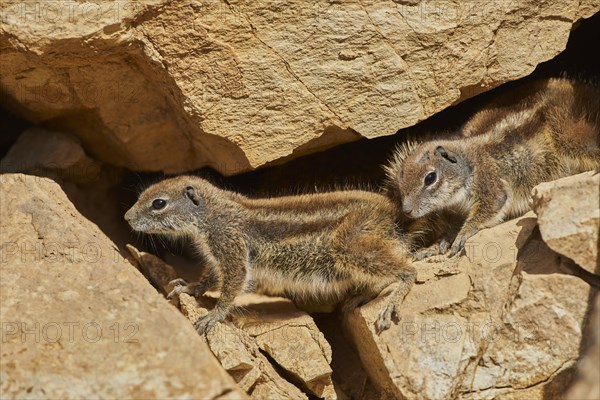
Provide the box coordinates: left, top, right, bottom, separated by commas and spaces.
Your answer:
374, 273, 416, 334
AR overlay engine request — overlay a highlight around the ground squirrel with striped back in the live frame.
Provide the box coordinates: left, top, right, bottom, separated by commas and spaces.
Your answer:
125, 176, 416, 333
386, 77, 600, 258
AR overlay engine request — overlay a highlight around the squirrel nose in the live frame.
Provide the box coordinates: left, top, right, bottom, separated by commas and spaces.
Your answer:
124, 210, 133, 222
402, 201, 413, 215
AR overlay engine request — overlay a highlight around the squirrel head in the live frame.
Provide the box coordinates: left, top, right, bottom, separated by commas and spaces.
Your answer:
125, 176, 209, 236
389, 142, 470, 219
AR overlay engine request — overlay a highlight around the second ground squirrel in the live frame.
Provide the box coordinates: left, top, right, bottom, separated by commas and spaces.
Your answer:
125, 176, 416, 334
386, 77, 600, 258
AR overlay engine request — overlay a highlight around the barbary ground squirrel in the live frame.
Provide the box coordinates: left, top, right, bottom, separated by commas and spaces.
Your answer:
386, 77, 600, 258
125, 176, 416, 333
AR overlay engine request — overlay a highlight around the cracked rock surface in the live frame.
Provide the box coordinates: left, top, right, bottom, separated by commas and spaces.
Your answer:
1, 1, 597, 174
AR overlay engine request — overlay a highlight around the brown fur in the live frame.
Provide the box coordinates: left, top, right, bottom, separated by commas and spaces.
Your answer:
125, 176, 416, 333
386, 77, 600, 257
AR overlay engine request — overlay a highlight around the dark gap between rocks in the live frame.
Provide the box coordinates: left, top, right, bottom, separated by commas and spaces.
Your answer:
312, 312, 381, 400
0, 106, 29, 159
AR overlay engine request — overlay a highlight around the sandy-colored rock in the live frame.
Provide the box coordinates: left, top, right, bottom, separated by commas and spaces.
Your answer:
237, 295, 336, 399
532, 171, 600, 400
1, 1, 597, 174
126, 244, 179, 296
532, 171, 600, 275
345, 213, 595, 399
179, 294, 311, 399
565, 293, 600, 400
0, 127, 133, 252
0, 174, 245, 399
1, 127, 101, 184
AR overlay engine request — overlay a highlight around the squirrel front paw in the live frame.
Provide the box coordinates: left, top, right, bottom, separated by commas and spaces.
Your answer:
193, 311, 225, 334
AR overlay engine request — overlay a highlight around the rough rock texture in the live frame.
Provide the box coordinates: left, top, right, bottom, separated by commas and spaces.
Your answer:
532, 171, 600, 275
532, 171, 600, 400
127, 245, 336, 399
345, 210, 597, 399
0, 126, 133, 253
237, 295, 335, 399
1, 127, 101, 184
1, 1, 598, 174
179, 294, 307, 399
565, 292, 600, 399
0, 174, 245, 399
179, 294, 337, 399
126, 244, 179, 296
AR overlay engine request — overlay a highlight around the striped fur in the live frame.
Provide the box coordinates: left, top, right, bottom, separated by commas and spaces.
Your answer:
385, 77, 600, 257
125, 177, 416, 333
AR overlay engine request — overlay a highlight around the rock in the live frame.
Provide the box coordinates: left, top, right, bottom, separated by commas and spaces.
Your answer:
237, 295, 336, 399
531, 170, 600, 275
179, 294, 313, 399
565, 293, 600, 399
0, 174, 245, 399
0, 127, 132, 253
532, 171, 600, 400
126, 244, 179, 296
1, 127, 101, 184
345, 213, 595, 399
1, 1, 596, 174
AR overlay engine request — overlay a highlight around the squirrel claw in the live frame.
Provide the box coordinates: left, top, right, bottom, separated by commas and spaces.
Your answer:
168, 278, 188, 287
375, 303, 397, 334
448, 238, 466, 258
448, 243, 463, 258
438, 238, 451, 254
167, 279, 209, 300
448, 229, 478, 257
413, 237, 452, 261
194, 312, 222, 335
167, 279, 191, 299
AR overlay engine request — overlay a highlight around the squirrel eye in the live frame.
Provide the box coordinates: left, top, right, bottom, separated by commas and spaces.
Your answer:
152, 199, 167, 210
424, 171, 437, 186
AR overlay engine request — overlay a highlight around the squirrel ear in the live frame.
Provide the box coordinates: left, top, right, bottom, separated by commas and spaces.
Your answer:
435, 146, 457, 163
185, 186, 201, 206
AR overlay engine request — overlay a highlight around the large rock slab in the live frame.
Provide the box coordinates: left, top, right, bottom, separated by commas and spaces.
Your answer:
0, 174, 245, 399
345, 213, 595, 399
533, 171, 600, 399
1, 1, 597, 174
